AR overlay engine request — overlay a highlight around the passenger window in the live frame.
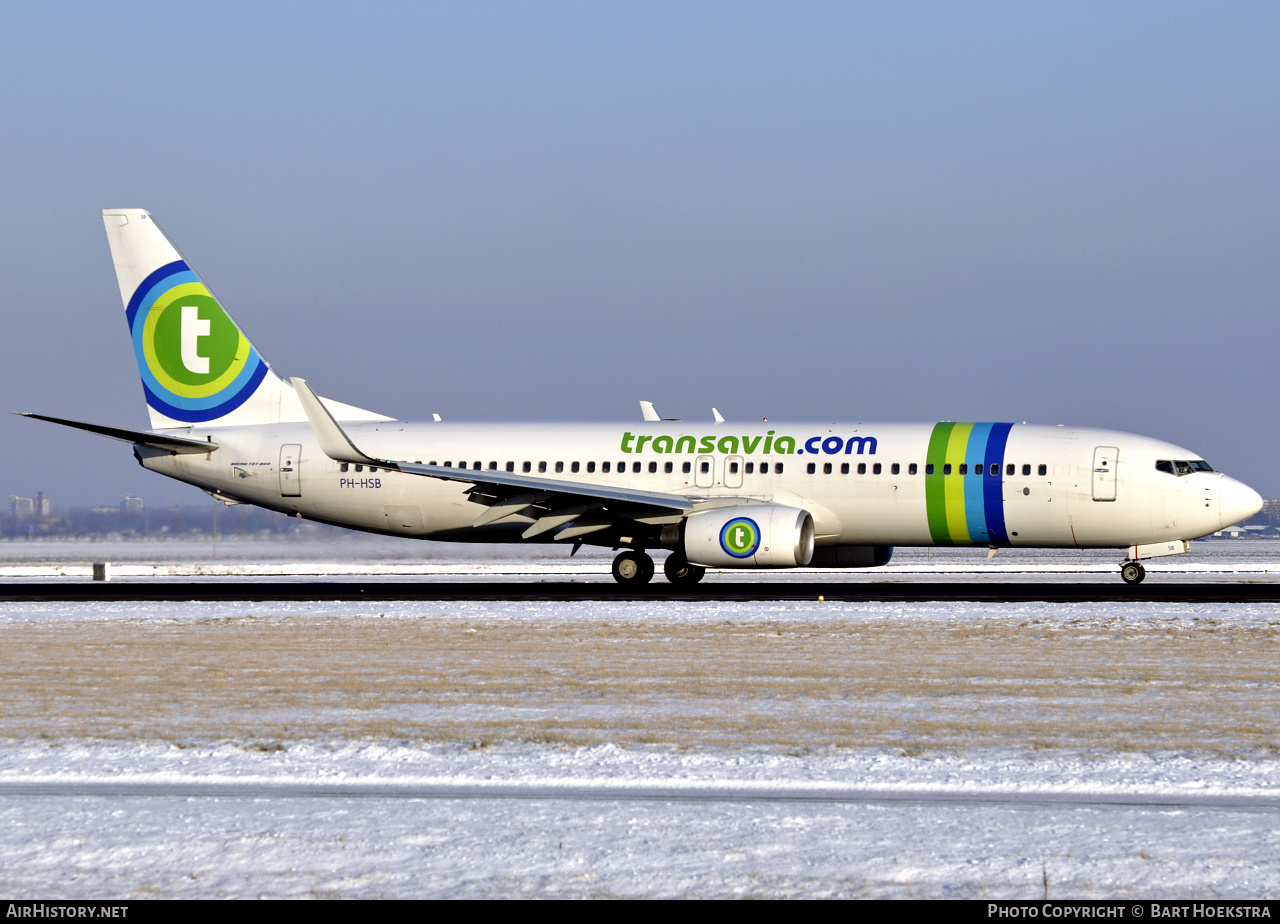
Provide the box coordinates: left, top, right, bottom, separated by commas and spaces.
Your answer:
587, 461, 596, 473
891, 463, 900, 475
618, 461, 625, 472
1038, 464, 1047, 476
745, 462, 754, 474
840, 463, 849, 474
664, 462, 673, 473
489, 461, 497, 470
633, 462, 641, 473
943, 464, 951, 475
355, 464, 363, 472
700, 462, 709, 473
571, 462, 580, 473
443, 462, 451, 468
602, 462, 611, 473
760, 462, 769, 474
873, 463, 882, 475
555, 462, 564, 473
1022, 464, 1031, 476
538, 461, 547, 473
649, 461, 657, 473
925, 463, 934, 475
858, 463, 866, 474
683, 462, 692, 474
473, 462, 481, 470
909, 463, 917, 475
730, 461, 740, 474
1006, 464, 1015, 476
822, 462, 831, 474
340, 463, 349, 472
1156, 460, 1175, 475
522, 462, 531, 473
959, 463, 968, 475
807, 462, 816, 474
506, 461, 514, 472
775, 463, 783, 473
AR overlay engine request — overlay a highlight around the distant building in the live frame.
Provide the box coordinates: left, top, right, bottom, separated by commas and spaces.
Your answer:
120, 496, 143, 514
35, 492, 50, 518
1262, 499, 1280, 525
9, 496, 34, 517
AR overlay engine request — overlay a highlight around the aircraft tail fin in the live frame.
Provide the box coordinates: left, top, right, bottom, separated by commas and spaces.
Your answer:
101, 209, 389, 429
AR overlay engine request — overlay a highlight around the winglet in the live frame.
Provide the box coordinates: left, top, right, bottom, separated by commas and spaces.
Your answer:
639, 400, 660, 422
291, 378, 392, 468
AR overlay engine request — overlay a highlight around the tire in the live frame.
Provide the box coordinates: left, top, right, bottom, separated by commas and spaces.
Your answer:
663, 554, 706, 585
1120, 561, 1146, 585
612, 550, 654, 585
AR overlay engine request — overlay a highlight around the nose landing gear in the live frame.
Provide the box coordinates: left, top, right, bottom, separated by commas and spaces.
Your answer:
1120, 561, 1146, 585
611, 550, 655, 585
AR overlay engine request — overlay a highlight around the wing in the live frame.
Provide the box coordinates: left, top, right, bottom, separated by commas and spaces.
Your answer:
291, 378, 694, 540
15, 412, 218, 454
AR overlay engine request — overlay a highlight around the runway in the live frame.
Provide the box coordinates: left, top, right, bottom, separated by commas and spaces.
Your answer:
2, 778, 1277, 812
1, 579, 1278, 602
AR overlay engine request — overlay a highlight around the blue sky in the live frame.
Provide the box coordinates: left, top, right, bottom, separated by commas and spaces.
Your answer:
2, 1, 1277, 504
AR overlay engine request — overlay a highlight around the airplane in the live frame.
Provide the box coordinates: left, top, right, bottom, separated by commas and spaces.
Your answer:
18, 209, 1264, 586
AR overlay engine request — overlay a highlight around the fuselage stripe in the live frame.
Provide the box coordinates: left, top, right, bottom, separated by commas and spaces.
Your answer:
924, 421, 1016, 546
982, 422, 1014, 544
924, 422, 955, 544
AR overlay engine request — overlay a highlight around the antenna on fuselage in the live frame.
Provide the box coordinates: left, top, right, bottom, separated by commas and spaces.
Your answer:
712, 407, 725, 424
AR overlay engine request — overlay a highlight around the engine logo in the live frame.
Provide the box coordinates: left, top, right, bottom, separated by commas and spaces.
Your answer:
719, 517, 761, 558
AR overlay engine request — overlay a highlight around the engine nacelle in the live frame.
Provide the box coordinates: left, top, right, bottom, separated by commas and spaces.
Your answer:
808, 545, 894, 568
683, 505, 815, 568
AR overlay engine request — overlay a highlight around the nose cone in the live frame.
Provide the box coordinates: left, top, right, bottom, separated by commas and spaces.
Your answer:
1220, 475, 1263, 529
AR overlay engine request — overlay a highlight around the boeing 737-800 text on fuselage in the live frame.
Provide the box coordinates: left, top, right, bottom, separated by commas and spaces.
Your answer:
20, 210, 1263, 584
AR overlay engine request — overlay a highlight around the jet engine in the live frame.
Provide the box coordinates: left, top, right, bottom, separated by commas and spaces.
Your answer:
682, 505, 815, 568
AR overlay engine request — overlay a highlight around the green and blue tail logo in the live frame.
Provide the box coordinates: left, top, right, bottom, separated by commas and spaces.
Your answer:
126, 261, 269, 423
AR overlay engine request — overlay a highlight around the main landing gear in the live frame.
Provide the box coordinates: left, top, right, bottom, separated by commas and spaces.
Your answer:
1120, 561, 1146, 585
611, 551, 707, 586
662, 553, 706, 586
612, 550, 654, 585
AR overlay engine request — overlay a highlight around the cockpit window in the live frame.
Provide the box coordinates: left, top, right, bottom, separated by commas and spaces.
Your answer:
1156, 459, 1214, 476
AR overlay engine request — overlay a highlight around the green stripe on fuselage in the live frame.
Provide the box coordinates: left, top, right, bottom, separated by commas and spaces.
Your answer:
925, 422, 954, 544
943, 422, 974, 544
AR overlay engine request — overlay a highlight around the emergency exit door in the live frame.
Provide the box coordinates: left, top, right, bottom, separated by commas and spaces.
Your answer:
279, 444, 302, 497
1092, 446, 1117, 502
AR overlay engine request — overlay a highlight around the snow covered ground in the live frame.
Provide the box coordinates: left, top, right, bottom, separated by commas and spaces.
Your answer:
2, 743, 1280, 898
0, 556, 1277, 897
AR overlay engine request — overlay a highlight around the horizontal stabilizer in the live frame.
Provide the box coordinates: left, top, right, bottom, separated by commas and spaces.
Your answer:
15, 413, 218, 454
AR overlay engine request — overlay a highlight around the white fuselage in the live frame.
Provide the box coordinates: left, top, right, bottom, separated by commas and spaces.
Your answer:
138, 419, 1261, 552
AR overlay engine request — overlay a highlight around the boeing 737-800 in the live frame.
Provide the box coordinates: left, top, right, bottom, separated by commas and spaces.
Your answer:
19, 210, 1264, 585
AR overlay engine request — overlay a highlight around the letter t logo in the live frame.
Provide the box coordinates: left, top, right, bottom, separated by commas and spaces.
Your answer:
181, 305, 211, 374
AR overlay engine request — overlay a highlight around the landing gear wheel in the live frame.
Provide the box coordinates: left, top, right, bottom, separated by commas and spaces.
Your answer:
663, 554, 706, 585
1120, 561, 1146, 585
612, 550, 655, 585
